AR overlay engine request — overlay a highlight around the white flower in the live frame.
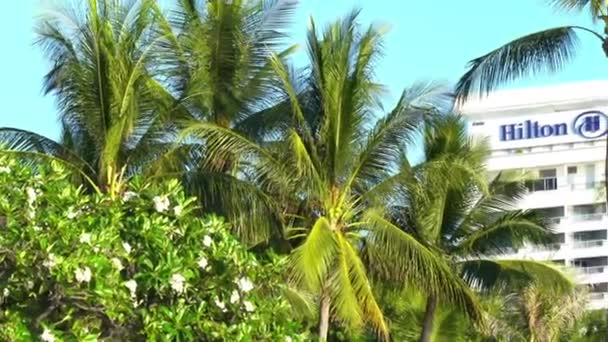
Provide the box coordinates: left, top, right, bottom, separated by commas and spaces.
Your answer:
66, 207, 79, 219
75, 267, 92, 283
285, 337, 293, 342
43, 253, 57, 269
153, 196, 170, 213
237, 277, 254, 292
0, 166, 10, 174
197, 257, 209, 270
2, 288, 9, 297
40, 328, 55, 342
93, 246, 100, 253
214, 297, 227, 311
230, 290, 240, 304
79, 233, 91, 244
26, 281, 34, 290
124, 279, 137, 297
122, 191, 137, 201
203, 235, 213, 247
111, 257, 124, 271
173, 205, 183, 216
170, 273, 186, 293
32, 225, 42, 232
26, 208, 36, 220
122, 242, 132, 254
26, 187, 37, 204
243, 300, 255, 312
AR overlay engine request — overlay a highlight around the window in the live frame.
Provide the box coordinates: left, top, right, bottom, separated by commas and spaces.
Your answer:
526, 169, 558, 192
567, 166, 577, 175
539, 169, 556, 178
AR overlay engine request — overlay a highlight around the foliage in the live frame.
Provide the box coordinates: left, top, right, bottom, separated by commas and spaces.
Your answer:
0, 155, 307, 341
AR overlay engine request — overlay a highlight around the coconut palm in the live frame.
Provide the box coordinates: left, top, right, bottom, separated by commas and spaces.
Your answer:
380, 114, 574, 342
477, 281, 585, 342
136, 0, 299, 244
0, 0, 178, 194
180, 11, 482, 340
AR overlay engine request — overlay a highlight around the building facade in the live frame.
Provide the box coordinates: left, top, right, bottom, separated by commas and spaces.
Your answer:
461, 81, 608, 309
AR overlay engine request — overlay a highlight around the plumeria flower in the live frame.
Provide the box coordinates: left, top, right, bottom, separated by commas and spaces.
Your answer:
75, 267, 92, 283
43, 253, 57, 269
243, 300, 255, 312
26, 208, 36, 220
153, 196, 170, 213
79, 233, 91, 244
40, 328, 55, 342
0, 166, 10, 174
26, 187, 37, 205
66, 207, 79, 219
173, 205, 183, 216
197, 257, 209, 270
230, 290, 240, 304
122, 191, 137, 201
214, 297, 227, 312
111, 258, 124, 271
237, 277, 254, 293
124, 279, 137, 297
203, 235, 213, 247
122, 242, 132, 254
170, 273, 186, 294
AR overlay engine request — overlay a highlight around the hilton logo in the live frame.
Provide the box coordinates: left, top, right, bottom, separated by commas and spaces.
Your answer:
498, 111, 608, 141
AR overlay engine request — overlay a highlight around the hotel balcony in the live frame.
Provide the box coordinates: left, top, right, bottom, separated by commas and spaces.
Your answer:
519, 179, 603, 209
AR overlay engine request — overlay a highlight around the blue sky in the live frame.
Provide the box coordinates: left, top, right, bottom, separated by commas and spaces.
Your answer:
2, 0, 608, 139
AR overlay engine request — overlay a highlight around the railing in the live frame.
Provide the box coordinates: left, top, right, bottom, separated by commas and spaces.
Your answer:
589, 292, 607, 301
526, 178, 557, 192
572, 240, 607, 249
570, 213, 606, 222
566, 181, 604, 191
546, 217, 563, 225
578, 265, 607, 274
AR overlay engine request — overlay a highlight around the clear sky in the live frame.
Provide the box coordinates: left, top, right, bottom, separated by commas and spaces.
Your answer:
3, 0, 608, 140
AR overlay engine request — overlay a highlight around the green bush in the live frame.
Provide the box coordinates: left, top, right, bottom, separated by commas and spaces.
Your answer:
0, 156, 306, 341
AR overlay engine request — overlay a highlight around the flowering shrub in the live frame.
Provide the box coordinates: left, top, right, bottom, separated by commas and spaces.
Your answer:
0, 156, 306, 341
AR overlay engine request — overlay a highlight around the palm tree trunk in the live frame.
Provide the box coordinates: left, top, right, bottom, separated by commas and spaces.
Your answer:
419, 294, 438, 342
318, 291, 331, 341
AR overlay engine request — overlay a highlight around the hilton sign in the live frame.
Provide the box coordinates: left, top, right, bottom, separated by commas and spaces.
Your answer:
499, 111, 608, 141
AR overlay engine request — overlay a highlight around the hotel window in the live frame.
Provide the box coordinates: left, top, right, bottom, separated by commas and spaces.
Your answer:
526, 168, 557, 192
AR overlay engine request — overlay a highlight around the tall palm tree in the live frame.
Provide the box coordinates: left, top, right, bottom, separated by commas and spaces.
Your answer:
137, 0, 299, 244
453, 0, 608, 218
181, 11, 482, 340
383, 115, 574, 342
0, 0, 176, 194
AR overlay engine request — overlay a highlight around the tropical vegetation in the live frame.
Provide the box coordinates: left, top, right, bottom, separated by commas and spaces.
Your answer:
0, 0, 600, 340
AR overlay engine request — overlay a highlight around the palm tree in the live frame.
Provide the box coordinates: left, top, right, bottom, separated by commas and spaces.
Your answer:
136, 0, 299, 244
181, 11, 483, 340
453, 0, 608, 218
0, 0, 177, 195
382, 114, 574, 342
477, 281, 585, 342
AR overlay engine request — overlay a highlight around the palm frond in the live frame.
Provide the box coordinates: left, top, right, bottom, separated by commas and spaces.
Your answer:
455, 210, 551, 256
547, 0, 607, 21
363, 210, 482, 322
289, 217, 338, 292
454, 26, 590, 104
460, 259, 574, 292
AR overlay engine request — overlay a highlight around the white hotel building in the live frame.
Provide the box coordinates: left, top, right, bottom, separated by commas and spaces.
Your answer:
462, 81, 608, 309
